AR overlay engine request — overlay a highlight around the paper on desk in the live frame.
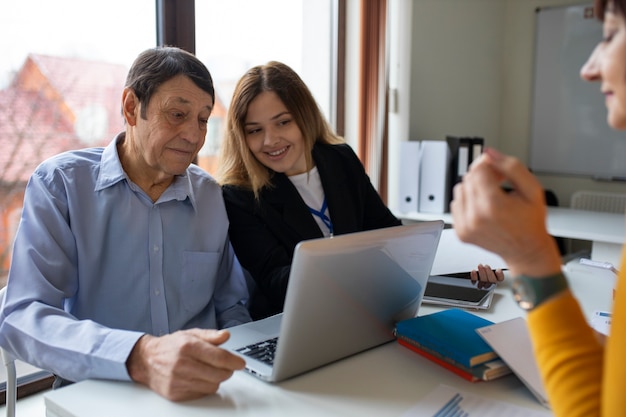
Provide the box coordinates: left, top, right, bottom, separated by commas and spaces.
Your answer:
403, 384, 552, 417
431, 230, 507, 276
476, 317, 550, 409
591, 310, 612, 336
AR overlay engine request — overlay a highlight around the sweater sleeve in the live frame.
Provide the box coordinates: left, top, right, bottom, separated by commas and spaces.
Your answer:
528, 291, 603, 417
528, 248, 626, 417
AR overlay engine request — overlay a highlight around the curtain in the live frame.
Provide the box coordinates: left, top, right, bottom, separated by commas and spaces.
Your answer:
358, 0, 389, 202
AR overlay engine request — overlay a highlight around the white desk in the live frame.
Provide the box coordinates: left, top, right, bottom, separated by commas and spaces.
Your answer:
545, 207, 625, 266
397, 207, 626, 267
3, 230, 614, 417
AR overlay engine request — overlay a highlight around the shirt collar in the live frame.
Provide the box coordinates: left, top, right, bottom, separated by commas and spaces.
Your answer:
95, 133, 128, 192
166, 171, 197, 211
95, 133, 197, 211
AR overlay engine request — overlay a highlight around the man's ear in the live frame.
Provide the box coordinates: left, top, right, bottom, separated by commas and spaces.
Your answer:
122, 87, 139, 126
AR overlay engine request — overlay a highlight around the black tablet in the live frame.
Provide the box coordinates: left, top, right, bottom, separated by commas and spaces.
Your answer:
423, 273, 496, 309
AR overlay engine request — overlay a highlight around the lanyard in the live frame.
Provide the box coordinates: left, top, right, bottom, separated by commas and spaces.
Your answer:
308, 198, 333, 237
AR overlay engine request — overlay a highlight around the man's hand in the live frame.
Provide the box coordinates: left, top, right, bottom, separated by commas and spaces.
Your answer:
127, 329, 245, 401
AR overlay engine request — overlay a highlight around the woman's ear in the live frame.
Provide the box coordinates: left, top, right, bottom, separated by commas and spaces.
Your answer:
122, 87, 139, 126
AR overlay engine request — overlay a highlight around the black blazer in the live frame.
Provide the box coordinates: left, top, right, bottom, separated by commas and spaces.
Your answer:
222, 143, 401, 319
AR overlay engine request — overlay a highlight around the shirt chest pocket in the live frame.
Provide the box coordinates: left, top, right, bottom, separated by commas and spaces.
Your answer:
181, 251, 221, 313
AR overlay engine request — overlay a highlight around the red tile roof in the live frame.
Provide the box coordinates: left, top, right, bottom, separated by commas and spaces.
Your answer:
1, 54, 128, 184
20, 54, 127, 143
0, 87, 83, 183
1, 53, 228, 185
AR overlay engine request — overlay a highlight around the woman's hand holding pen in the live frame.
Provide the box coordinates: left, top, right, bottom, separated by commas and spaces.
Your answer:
450, 148, 562, 278
471, 264, 505, 288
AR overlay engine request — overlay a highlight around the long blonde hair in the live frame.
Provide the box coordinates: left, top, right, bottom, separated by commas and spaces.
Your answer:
217, 61, 343, 199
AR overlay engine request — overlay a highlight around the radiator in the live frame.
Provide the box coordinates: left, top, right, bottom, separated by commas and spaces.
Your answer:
570, 190, 626, 214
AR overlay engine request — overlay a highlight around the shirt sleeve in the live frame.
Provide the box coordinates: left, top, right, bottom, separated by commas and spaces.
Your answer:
0, 171, 143, 382
213, 238, 252, 329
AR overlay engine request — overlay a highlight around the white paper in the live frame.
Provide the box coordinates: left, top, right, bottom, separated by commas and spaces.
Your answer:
590, 310, 612, 336
430, 230, 507, 276
476, 318, 550, 408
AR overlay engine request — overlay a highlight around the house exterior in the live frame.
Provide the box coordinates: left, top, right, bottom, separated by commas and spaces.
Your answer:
0, 54, 227, 283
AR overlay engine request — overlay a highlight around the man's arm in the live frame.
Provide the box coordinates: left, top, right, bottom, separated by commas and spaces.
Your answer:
0, 169, 142, 382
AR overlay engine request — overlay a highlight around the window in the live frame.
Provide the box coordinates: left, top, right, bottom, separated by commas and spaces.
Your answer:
0, 0, 157, 399
0, 0, 155, 286
0, 0, 340, 398
0, 0, 340, 287
194, 0, 336, 174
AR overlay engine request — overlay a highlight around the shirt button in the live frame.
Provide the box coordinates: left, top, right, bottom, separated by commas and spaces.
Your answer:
153, 245, 159, 252
154, 289, 160, 296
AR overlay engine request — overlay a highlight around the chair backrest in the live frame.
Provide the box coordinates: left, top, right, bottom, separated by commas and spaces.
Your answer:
0, 286, 16, 417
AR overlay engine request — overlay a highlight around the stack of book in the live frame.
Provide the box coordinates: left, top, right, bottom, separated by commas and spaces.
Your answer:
395, 308, 511, 382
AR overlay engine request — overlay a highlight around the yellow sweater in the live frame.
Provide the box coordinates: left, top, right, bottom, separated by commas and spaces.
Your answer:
528, 249, 625, 417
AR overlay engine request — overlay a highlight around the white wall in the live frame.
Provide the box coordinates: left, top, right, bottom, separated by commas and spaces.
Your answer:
382, 0, 626, 208
408, 0, 505, 144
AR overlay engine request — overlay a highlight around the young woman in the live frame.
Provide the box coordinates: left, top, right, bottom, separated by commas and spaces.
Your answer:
451, 1, 626, 415
219, 61, 501, 320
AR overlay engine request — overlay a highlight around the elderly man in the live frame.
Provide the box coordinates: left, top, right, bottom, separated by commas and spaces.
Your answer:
0, 47, 250, 401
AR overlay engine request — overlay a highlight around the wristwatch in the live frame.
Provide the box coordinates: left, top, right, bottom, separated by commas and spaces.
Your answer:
512, 272, 568, 311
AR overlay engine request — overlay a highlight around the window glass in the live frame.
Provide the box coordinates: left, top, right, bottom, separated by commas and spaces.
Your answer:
195, 0, 334, 174
0, 0, 155, 285
0, 0, 335, 285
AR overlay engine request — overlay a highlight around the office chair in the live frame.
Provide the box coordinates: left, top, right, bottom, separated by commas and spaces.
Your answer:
0, 287, 15, 417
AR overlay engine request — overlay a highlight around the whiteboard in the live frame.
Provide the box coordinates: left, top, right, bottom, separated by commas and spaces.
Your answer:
530, 4, 626, 180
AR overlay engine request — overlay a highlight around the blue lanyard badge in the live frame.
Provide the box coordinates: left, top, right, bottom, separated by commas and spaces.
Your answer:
308, 198, 334, 237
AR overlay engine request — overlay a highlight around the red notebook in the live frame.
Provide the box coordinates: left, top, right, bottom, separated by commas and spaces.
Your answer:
397, 337, 510, 382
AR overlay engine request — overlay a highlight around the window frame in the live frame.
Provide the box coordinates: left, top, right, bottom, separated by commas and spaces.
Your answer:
155, 0, 344, 134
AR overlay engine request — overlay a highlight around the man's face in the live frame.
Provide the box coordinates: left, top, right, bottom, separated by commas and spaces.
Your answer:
128, 75, 213, 180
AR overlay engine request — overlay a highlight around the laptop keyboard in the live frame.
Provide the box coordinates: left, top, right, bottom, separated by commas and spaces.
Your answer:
236, 337, 278, 365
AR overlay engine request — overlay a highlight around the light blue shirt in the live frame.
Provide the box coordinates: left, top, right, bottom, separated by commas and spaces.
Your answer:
0, 134, 250, 382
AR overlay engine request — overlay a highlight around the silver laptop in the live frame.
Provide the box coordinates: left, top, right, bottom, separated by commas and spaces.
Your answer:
222, 220, 444, 382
